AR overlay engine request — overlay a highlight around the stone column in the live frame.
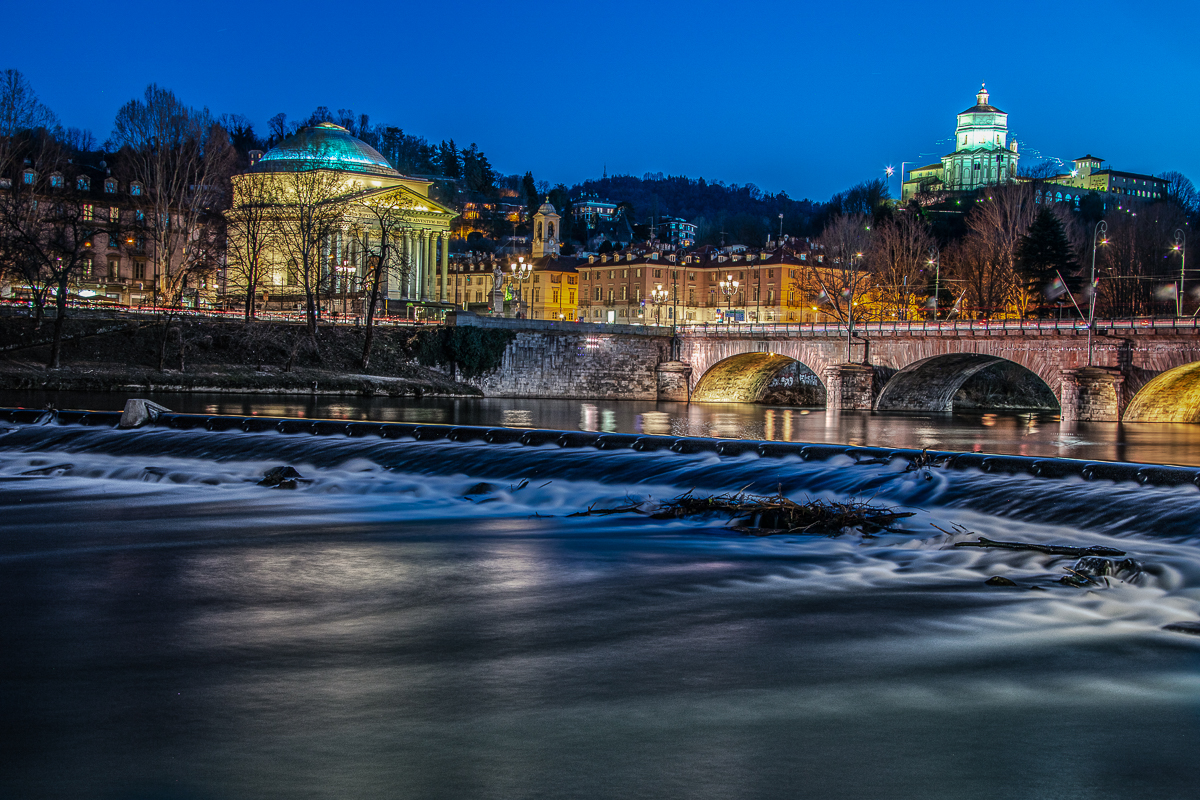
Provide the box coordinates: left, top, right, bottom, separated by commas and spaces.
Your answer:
439, 232, 450, 303
425, 230, 436, 302
657, 361, 692, 402
402, 231, 413, 298
821, 364, 875, 411
1060, 367, 1124, 422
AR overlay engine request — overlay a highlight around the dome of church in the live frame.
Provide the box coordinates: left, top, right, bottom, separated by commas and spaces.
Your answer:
253, 122, 401, 178
536, 199, 559, 216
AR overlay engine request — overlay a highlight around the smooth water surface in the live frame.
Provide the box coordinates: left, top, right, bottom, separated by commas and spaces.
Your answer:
1, 421, 1199, 799
4, 390, 1200, 466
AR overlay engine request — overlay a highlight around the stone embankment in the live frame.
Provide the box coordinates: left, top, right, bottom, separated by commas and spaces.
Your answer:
0, 316, 479, 397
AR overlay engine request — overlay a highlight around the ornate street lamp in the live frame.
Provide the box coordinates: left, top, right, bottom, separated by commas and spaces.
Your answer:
509, 257, 531, 318
1087, 221, 1108, 366
719, 273, 739, 323
650, 286, 669, 326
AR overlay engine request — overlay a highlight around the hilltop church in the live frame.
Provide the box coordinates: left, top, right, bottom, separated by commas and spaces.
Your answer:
902, 84, 1020, 200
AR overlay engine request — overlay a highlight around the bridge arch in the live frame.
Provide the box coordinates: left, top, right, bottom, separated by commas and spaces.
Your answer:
692, 352, 826, 404
1123, 361, 1200, 422
875, 353, 1059, 412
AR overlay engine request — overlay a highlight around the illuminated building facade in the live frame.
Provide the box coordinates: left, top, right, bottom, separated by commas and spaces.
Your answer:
228, 123, 456, 314
903, 84, 1020, 200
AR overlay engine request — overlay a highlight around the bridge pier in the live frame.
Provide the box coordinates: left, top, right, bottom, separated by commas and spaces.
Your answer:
657, 361, 692, 401
1060, 367, 1124, 422
822, 364, 875, 411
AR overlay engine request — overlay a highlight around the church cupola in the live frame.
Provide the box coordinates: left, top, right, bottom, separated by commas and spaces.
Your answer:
977, 83, 989, 107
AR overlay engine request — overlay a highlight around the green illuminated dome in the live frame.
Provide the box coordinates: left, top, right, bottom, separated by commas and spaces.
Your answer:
253, 122, 401, 178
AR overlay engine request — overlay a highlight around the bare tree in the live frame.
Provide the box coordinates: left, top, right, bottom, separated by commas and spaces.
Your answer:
943, 234, 1015, 319
225, 172, 275, 321
0, 131, 101, 365
1158, 171, 1198, 216
0, 69, 59, 178
270, 157, 347, 349
353, 189, 417, 368
108, 84, 235, 370
804, 213, 873, 323
963, 183, 1038, 315
867, 213, 934, 319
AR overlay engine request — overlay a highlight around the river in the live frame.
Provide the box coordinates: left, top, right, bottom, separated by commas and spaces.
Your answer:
4, 390, 1200, 466
1, 399, 1199, 799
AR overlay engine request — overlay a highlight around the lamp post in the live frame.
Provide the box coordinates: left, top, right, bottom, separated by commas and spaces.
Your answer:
1085, 220, 1108, 366
718, 273, 739, 323
1173, 228, 1187, 317
846, 252, 862, 361
650, 286, 668, 326
509, 257, 531, 318
928, 245, 940, 320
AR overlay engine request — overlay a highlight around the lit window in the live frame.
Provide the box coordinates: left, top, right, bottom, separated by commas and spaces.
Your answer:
49, 174, 63, 188
104, 179, 116, 193
109, 207, 119, 223
130, 182, 142, 196
23, 170, 35, 185
82, 204, 93, 220
77, 176, 90, 191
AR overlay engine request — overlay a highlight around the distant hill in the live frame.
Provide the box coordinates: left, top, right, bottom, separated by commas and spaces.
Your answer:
566, 173, 825, 246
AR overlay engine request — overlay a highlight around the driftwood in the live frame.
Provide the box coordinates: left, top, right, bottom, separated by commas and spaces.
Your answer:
571, 489, 914, 536
954, 536, 1125, 558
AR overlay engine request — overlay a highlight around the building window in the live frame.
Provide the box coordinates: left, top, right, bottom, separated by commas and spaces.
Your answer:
130, 182, 142, 196
105, 179, 117, 193
49, 174, 63, 189
107, 257, 120, 279
108, 233, 118, 249
82, 204, 93, 221
594, 287, 601, 301
23, 170, 35, 185
82, 256, 93, 278
109, 207, 119, 223
133, 260, 146, 280
77, 176, 90, 191
553, 291, 559, 304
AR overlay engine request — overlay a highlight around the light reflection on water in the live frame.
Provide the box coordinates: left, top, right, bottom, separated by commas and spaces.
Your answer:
3, 390, 1200, 466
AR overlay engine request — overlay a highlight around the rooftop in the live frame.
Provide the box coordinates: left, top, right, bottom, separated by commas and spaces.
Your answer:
252, 123, 402, 179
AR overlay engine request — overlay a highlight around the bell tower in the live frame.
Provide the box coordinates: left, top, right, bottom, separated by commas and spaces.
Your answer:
532, 198, 560, 258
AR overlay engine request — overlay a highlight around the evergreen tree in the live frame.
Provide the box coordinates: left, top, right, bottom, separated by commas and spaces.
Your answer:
1016, 208, 1077, 314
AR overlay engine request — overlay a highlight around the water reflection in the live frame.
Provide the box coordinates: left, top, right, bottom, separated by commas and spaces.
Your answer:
501, 409, 533, 428
4, 390, 1200, 466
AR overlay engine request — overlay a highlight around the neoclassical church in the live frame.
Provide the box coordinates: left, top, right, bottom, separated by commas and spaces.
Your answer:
902, 84, 1020, 200
227, 122, 456, 313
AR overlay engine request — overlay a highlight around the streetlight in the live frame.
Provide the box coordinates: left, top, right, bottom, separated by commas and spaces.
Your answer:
846, 252, 862, 361
927, 246, 940, 320
509, 257, 531, 318
650, 286, 669, 326
1089, 221, 1113, 367
1173, 228, 1187, 317
719, 273, 739, 323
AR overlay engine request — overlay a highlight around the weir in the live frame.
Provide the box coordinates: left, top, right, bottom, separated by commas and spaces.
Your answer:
4, 406, 1200, 489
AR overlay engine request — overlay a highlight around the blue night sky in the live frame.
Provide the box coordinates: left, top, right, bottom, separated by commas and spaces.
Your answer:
7, 0, 1198, 202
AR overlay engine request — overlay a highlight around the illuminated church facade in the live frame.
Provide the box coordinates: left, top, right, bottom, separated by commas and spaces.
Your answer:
902, 85, 1020, 200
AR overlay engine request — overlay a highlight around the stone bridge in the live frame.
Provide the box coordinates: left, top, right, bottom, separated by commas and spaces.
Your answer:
677, 320, 1200, 422
448, 314, 1200, 423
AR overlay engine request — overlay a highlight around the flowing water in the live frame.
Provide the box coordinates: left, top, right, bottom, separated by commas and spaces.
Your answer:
1, 417, 1199, 799
5, 390, 1200, 466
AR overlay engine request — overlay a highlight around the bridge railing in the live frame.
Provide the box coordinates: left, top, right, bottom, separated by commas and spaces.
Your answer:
677, 317, 1200, 337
